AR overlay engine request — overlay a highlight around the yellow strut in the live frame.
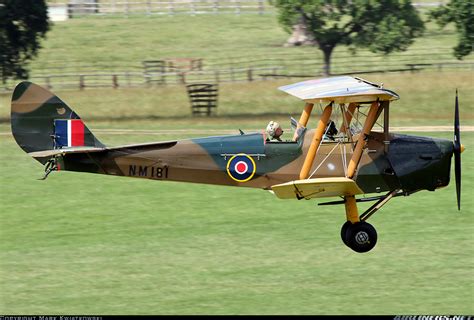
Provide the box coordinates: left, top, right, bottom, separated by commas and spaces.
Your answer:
347, 102, 379, 179
299, 104, 332, 180
339, 103, 357, 134
293, 103, 314, 141
344, 195, 360, 223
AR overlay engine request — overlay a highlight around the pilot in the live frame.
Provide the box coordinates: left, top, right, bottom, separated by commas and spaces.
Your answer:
266, 121, 284, 142
324, 120, 338, 141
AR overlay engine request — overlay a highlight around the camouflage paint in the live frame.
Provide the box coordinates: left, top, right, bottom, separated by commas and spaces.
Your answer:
10, 81, 456, 197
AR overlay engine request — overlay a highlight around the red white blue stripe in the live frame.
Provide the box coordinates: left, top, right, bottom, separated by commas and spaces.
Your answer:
54, 119, 85, 147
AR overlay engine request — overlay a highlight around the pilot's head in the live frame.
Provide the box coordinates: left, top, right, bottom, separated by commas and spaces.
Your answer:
266, 121, 283, 140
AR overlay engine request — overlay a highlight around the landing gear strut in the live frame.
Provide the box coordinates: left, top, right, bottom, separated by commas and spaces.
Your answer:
341, 190, 399, 253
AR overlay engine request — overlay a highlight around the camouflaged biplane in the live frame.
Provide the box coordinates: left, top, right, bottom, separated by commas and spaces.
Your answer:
11, 76, 464, 253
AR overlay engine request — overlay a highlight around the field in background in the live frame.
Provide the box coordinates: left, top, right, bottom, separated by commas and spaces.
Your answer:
1, 5, 474, 314
0, 129, 472, 314
1, 71, 473, 129
0, 12, 467, 91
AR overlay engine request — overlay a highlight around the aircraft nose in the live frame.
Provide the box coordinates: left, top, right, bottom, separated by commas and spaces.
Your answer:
437, 139, 455, 157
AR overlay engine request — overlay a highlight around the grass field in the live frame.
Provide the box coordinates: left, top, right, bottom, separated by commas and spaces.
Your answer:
20, 11, 473, 77
1, 71, 473, 128
0, 128, 473, 314
1, 5, 474, 315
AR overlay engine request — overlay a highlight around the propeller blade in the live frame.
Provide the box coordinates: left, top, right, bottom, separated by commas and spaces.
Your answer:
455, 148, 461, 210
454, 90, 461, 210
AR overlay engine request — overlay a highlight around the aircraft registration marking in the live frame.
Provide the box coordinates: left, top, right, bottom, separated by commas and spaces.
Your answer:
128, 164, 169, 179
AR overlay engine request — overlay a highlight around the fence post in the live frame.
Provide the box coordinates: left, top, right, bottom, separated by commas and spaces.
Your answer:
213, 0, 218, 14
247, 68, 253, 82
146, 0, 151, 16
144, 73, 151, 87
45, 76, 52, 89
179, 72, 186, 84
126, 72, 131, 87
190, 0, 195, 16
113, 74, 119, 88
79, 75, 85, 90
125, 0, 129, 17
258, 0, 264, 15
214, 70, 220, 83
168, 0, 174, 16
236, 0, 240, 15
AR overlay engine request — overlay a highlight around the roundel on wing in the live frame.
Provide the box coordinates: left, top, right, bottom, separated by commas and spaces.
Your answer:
226, 154, 256, 182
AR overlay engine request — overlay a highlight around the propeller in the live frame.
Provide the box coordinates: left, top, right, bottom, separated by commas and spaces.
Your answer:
453, 90, 461, 210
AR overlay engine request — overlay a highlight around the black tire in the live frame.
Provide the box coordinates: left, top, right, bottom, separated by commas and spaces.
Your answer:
345, 221, 378, 253
340, 221, 352, 246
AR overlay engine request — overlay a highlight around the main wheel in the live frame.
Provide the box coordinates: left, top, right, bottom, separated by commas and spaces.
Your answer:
344, 221, 378, 253
340, 221, 352, 246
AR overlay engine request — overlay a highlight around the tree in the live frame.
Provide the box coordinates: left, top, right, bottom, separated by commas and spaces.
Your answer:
0, 0, 50, 84
273, 0, 424, 76
430, 0, 474, 59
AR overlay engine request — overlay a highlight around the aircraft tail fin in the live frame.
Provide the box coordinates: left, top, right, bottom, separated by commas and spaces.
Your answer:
11, 81, 104, 164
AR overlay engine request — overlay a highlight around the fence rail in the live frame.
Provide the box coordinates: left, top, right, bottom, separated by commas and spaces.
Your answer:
51, 0, 267, 17
46, 0, 446, 20
26, 46, 469, 75
2, 44, 473, 92
2, 67, 282, 92
2, 61, 472, 93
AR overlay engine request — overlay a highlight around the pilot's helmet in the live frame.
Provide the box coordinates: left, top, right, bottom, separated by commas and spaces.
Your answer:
266, 121, 281, 138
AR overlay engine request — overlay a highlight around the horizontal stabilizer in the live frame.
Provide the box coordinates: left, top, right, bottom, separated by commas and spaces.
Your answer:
271, 177, 364, 200
28, 147, 106, 158
28, 140, 178, 159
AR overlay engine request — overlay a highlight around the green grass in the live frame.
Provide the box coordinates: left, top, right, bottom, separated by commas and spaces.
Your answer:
0, 128, 473, 314
1, 6, 473, 314
21, 12, 472, 77
1, 70, 473, 129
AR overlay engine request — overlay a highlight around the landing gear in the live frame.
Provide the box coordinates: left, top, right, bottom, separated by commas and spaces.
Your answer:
340, 221, 351, 246
341, 221, 377, 253
341, 190, 399, 253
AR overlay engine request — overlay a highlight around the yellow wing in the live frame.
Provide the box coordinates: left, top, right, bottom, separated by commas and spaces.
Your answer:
271, 177, 364, 200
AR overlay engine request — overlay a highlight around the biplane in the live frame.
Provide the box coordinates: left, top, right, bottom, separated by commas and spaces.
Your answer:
10, 76, 464, 253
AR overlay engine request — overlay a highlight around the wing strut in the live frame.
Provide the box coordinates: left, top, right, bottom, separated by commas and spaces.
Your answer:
299, 103, 333, 179
347, 101, 380, 178
292, 102, 314, 141
339, 102, 357, 135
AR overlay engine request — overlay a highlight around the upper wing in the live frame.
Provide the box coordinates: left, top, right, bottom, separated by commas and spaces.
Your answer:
279, 76, 399, 104
271, 177, 364, 200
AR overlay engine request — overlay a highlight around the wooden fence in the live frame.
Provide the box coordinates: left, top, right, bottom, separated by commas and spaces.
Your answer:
58, 0, 267, 17
25, 47, 473, 77
4, 67, 282, 91
2, 61, 472, 93
45, 0, 446, 20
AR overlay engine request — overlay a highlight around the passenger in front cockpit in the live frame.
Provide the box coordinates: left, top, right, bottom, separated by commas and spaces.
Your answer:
324, 120, 338, 141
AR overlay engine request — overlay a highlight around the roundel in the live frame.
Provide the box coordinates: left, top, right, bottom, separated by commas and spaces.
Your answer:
226, 154, 257, 182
